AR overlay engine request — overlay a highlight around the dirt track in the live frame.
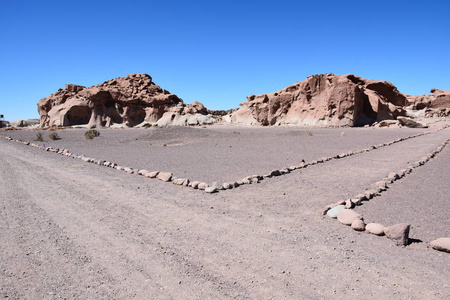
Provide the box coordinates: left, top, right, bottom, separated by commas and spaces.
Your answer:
1, 125, 449, 299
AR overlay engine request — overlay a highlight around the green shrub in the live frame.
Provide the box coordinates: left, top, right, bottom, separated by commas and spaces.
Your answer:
85, 129, 100, 140
34, 132, 44, 141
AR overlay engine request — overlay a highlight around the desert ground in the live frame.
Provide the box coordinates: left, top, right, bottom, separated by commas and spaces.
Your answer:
1, 121, 449, 299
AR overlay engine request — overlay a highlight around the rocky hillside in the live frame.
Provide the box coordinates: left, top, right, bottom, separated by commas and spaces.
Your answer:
229, 73, 408, 127
37, 73, 215, 128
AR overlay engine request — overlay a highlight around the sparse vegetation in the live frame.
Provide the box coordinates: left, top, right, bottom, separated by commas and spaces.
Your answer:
232, 131, 241, 135
305, 131, 313, 136
49, 132, 60, 140
34, 132, 44, 141
85, 129, 100, 140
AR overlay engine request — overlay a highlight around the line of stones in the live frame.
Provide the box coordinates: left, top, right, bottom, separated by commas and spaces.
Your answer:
323, 136, 450, 253
1, 125, 449, 195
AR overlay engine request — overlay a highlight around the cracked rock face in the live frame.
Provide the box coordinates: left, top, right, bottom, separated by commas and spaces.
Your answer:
37, 73, 215, 128
229, 73, 407, 127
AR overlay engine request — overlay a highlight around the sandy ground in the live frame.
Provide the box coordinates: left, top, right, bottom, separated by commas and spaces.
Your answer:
0, 122, 449, 299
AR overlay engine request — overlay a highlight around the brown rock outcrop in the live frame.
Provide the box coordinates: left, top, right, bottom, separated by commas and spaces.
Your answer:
37, 74, 215, 128
405, 89, 450, 117
229, 73, 406, 127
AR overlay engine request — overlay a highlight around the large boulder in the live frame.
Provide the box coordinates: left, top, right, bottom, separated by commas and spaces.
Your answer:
37, 74, 215, 128
229, 73, 406, 127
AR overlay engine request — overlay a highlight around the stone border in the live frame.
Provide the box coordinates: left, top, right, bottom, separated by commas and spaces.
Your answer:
323, 136, 450, 253
1, 125, 449, 194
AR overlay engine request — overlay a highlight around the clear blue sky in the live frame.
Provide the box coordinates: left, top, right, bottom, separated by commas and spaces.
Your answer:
1, 0, 449, 121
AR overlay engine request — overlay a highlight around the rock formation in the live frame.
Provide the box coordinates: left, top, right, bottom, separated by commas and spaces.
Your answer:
37, 73, 215, 128
405, 89, 450, 117
228, 73, 407, 126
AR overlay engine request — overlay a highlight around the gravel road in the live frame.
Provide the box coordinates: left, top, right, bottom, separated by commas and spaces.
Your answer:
1, 125, 449, 299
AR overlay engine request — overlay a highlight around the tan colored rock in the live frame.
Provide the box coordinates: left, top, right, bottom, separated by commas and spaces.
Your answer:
137, 169, 150, 176
197, 182, 208, 190
156, 172, 172, 182
337, 209, 363, 226
144, 171, 159, 178
351, 219, 366, 231
189, 181, 201, 189
230, 73, 406, 127
430, 238, 450, 253
172, 178, 189, 186
384, 223, 410, 246
366, 223, 385, 236
37, 73, 215, 128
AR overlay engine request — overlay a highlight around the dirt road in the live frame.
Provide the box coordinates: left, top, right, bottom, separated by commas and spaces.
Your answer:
1, 126, 449, 299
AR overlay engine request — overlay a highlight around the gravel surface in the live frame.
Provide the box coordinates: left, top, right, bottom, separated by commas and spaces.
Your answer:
1, 123, 449, 299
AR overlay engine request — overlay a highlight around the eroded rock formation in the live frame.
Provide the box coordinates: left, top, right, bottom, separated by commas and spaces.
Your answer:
229, 73, 407, 126
405, 89, 450, 117
37, 73, 215, 128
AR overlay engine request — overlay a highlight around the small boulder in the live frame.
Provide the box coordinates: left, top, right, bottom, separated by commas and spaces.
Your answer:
205, 186, 217, 193
138, 169, 150, 176
189, 181, 201, 189
145, 171, 159, 178
337, 209, 363, 226
269, 170, 281, 177
430, 238, 450, 253
326, 205, 346, 219
383, 223, 410, 246
173, 178, 189, 186
157, 172, 172, 182
198, 182, 209, 190
351, 219, 366, 231
366, 223, 385, 236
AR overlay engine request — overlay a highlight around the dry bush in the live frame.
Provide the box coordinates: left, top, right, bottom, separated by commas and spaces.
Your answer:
49, 132, 60, 140
305, 131, 313, 136
34, 133, 44, 141
85, 129, 100, 140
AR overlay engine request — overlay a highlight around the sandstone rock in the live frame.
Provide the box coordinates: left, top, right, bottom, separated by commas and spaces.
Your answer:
388, 172, 400, 180
326, 205, 346, 219
173, 178, 189, 186
137, 169, 150, 176
366, 223, 385, 236
383, 223, 410, 246
351, 219, 366, 231
205, 186, 218, 193
397, 116, 427, 128
144, 171, 158, 178
430, 238, 450, 253
198, 182, 208, 190
345, 199, 355, 209
156, 172, 172, 182
189, 181, 201, 189
337, 209, 363, 226
230, 73, 406, 127
37, 73, 216, 128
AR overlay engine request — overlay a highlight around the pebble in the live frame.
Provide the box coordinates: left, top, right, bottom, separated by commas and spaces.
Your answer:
205, 187, 217, 193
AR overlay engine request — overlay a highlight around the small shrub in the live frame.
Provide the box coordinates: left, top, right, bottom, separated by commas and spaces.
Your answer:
49, 132, 60, 140
85, 129, 100, 140
305, 131, 313, 136
231, 131, 241, 135
34, 133, 44, 141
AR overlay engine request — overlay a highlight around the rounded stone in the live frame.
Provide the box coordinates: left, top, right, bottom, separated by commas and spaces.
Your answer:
351, 219, 366, 231
430, 238, 450, 253
326, 205, 346, 219
366, 223, 385, 236
337, 209, 363, 226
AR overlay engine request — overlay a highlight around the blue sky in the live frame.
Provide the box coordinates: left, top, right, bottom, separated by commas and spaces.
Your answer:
1, 0, 449, 121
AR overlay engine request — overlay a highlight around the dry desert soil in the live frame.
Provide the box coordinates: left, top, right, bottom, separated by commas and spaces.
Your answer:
1, 121, 449, 299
